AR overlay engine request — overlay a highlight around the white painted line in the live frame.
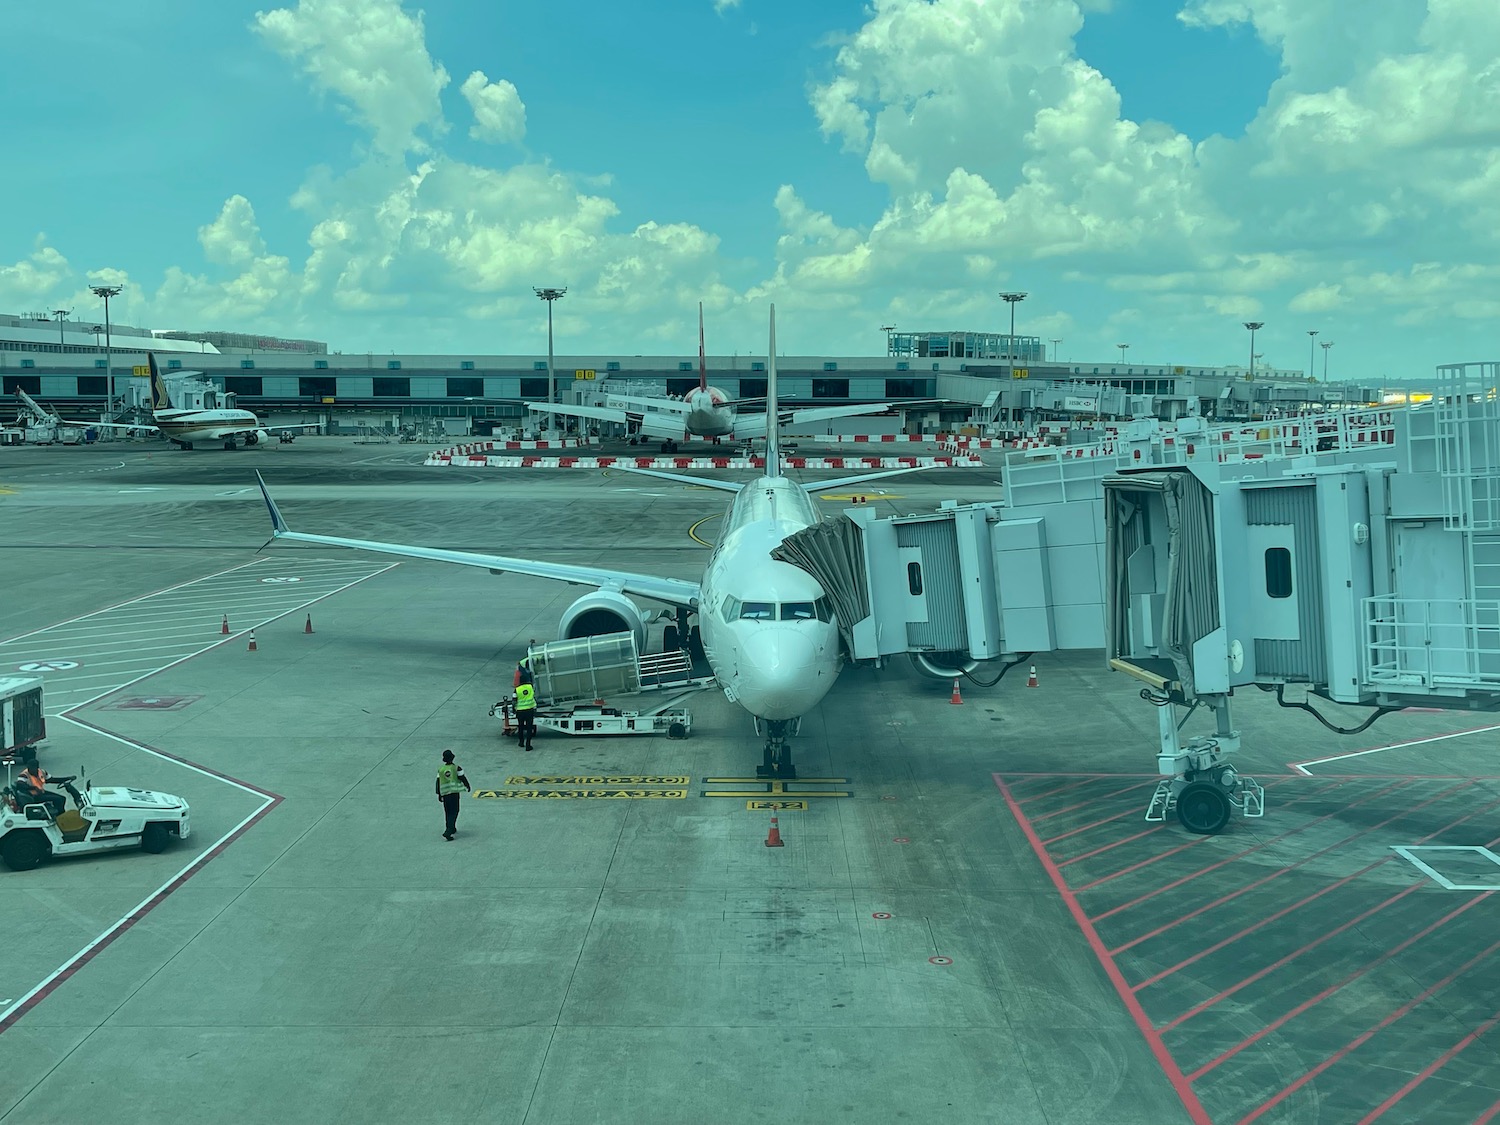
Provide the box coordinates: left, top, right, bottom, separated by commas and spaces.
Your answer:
1290, 724, 1500, 774
1391, 845, 1500, 891
0, 558, 267, 645
0, 717, 276, 1029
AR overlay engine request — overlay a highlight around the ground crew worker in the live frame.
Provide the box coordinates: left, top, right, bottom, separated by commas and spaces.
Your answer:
513, 639, 537, 689
435, 748, 470, 841
514, 680, 538, 751
18, 752, 65, 819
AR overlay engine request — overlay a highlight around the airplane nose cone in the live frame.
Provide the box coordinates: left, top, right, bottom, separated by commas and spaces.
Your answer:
735, 629, 833, 720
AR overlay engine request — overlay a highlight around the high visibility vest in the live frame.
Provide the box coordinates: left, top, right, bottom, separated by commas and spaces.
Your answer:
515, 683, 537, 711
436, 763, 465, 795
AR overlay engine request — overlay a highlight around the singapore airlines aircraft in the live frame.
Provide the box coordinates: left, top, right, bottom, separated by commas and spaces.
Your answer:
254, 306, 910, 777
526, 302, 896, 452
84, 354, 312, 450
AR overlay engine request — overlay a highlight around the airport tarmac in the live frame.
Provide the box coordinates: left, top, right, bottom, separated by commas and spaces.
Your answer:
2, 438, 1499, 1124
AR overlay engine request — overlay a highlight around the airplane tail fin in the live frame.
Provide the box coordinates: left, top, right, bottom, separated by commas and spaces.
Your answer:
148, 353, 173, 411
698, 301, 707, 393
764, 305, 781, 479
254, 471, 291, 536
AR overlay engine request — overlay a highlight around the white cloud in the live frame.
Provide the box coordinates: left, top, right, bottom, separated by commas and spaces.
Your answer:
714, 0, 741, 12
0, 238, 71, 309
460, 70, 526, 144
253, 0, 450, 156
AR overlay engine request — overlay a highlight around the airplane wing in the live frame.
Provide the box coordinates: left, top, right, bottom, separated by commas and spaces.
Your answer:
254, 472, 700, 609
730, 402, 891, 439
59, 419, 159, 433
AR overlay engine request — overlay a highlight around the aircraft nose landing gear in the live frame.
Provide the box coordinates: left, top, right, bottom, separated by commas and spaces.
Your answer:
1142, 692, 1264, 835
756, 718, 799, 779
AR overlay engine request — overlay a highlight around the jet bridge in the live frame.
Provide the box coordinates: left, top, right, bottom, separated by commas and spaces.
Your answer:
1105, 363, 1500, 833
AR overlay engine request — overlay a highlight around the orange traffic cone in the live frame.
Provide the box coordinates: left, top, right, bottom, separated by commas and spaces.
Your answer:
304, 614, 314, 634
950, 678, 963, 705
765, 817, 785, 848
221, 614, 230, 635
247, 630, 258, 652
1026, 665, 1038, 688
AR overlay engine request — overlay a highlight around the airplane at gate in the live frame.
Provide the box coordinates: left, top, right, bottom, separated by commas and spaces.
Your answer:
526, 303, 897, 451
80, 354, 313, 450
253, 305, 912, 776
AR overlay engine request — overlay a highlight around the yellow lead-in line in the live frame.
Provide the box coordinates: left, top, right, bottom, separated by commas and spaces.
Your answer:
688, 513, 721, 547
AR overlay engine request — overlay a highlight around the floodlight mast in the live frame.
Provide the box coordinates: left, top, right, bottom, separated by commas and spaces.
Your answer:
90, 284, 123, 415
999, 292, 1027, 380
533, 287, 567, 423
1243, 321, 1264, 379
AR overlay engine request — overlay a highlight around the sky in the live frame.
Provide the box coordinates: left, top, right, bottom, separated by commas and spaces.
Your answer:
1, 0, 1496, 382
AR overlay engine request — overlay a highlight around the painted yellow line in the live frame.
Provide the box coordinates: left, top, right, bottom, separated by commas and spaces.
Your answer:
688, 513, 722, 547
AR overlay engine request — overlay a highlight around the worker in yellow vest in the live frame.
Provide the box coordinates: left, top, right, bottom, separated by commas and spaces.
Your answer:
514, 680, 538, 752
435, 748, 470, 840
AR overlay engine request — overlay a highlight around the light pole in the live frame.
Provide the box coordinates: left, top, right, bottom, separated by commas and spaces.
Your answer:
1306, 329, 1318, 381
1321, 340, 1333, 382
999, 291, 1027, 379
51, 308, 71, 350
1050, 338, 1061, 362
90, 284, 123, 414
881, 324, 897, 355
533, 286, 567, 417
1117, 343, 1129, 367
1243, 321, 1264, 379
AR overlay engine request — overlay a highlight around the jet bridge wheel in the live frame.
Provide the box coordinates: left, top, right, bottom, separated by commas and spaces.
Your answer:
1175, 779, 1233, 836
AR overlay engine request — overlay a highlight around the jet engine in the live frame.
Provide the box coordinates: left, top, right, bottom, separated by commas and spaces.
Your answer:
558, 590, 653, 651
244, 429, 270, 446
909, 651, 980, 680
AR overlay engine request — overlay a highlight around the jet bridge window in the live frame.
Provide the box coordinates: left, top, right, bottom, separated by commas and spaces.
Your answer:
739, 602, 776, 621
907, 562, 924, 596
1265, 547, 1293, 599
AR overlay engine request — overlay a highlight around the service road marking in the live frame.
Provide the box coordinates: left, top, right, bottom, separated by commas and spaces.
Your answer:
1291, 723, 1500, 774
1391, 845, 1500, 891
16, 660, 80, 672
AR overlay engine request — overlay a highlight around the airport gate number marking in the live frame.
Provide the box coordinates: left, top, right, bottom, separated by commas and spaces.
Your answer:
746, 800, 808, 811
17, 660, 79, 672
701, 777, 851, 799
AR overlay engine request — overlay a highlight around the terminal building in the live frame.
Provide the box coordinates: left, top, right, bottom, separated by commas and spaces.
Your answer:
0, 311, 1376, 436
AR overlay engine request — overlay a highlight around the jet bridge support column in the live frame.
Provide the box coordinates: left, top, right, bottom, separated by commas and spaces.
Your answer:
1144, 693, 1264, 835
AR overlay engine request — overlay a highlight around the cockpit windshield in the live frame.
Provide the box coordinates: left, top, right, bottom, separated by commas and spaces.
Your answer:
722, 596, 834, 623
739, 602, 775, 621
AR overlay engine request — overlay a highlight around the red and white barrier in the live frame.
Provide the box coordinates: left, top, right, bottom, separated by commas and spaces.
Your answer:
424, 453, 985, 469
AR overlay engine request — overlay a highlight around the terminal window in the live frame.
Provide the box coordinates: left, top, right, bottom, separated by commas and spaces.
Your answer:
520, 378, 549, 398
76, 376, 107, 396
812, 378, 849, 398
224, 377, 262, 396
373, 377, 410, 397
299, 376, 337, 398
241, 360, 255, 369
460, 361, 475, 370
738, 378, 767, 398
3, 376, 40, 394
886, 378, 928, 398
666, 378, 697, 396
446, 377, 483, 398
314, 360, 329, 370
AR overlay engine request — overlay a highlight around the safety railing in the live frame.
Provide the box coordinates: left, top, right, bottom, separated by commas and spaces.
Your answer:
1364, 595, 1500, 693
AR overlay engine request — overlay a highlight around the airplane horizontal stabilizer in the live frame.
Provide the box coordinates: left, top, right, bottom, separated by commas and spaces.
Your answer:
801, 466, 931, 493
614, 465, 743, 492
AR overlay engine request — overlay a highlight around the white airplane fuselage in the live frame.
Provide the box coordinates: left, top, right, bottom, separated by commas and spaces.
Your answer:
153, 408, 270, 447
680, 386, 734, 438
698, 475, 841, 720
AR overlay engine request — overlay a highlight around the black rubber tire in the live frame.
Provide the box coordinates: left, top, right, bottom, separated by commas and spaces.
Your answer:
663, 625, 680, 652
141, 822, 173, 854
1, 830, 52, 871
667, 722, 688, 740
1176, 780, 1233, 835
687, 625, 702, 656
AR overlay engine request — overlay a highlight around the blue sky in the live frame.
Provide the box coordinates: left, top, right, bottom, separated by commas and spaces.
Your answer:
2, 0, 1496, 382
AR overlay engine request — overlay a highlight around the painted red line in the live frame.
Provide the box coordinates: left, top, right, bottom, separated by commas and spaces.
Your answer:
1090, 777, 1415, 923
1165, 818, 1500, 1033
1042, 805, 1140, 846
1116, 780, 1464, 954
1057, 824, 1163, 867
1074, 836, 1211, 892
994, 775, 1213, 1125
1190, 892, 1492, 1082
1236, 934, 1500, 1125
1356, 1010, 1500, 1123
1475, 1090, 1500, 1125
1133, 853, 1399, 992
1027, 779, 1160, 824
1016, 776, 1116, 805
1161, 881, 1425, 1032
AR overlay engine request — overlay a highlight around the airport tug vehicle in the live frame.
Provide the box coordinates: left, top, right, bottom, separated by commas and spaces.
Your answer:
1, 759, 192, 871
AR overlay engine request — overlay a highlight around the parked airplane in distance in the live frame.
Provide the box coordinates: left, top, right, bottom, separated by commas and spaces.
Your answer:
79, 354, 314, 450
254, 305, 918, 777
526, 303, 897, 452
